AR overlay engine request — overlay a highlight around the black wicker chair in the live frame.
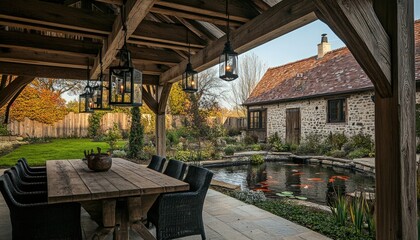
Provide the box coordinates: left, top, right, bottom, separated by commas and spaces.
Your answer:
0, 175, 82, 240
15, 162, 47, 182
147, 165, 213, 240
17, 158, 46, 176
147, 155, 166, 172
163, 159, 187, 180
4, 169, 47, 193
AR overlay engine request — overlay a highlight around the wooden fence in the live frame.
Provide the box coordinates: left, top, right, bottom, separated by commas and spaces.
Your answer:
7, 112, 130, 138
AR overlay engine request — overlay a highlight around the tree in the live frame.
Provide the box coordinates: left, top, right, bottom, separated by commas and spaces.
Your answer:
66, 100, 80, 113
32, 78, 84, 96
168, 82, 190, 115
128, 106, 144, 158
230, 53, 266, 115
3, 85, 68, 124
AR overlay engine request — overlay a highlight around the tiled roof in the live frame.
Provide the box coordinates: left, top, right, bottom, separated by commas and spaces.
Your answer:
245, 19, 420, 106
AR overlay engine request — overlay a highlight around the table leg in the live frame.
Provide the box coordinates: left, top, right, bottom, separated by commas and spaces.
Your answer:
91, 227, 114, 240
114, 201, 129, 240
131, 222, 156, 240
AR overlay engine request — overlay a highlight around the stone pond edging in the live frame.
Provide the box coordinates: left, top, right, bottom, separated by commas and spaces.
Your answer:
198, 151, 376, 175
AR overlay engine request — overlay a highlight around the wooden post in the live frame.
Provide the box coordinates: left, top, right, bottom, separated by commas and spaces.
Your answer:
155, 84, 172, 157
373, 0, 417, 239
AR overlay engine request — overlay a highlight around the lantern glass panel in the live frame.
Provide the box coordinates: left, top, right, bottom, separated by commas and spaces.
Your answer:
79, 92, 93, 113
182, 66, 198, 92
109, 66, 142, 106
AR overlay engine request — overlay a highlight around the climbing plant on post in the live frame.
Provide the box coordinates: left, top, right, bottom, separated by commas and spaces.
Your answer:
128, 106, 144, 159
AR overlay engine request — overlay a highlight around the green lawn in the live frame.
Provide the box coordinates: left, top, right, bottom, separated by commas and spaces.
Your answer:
0, 138, 127, 166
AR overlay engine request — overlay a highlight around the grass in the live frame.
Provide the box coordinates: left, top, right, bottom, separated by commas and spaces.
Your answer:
0, 138, 127, 166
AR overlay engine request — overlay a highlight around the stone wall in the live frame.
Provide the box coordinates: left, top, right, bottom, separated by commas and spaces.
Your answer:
257, 91, 376, 141
249, 91, 420, 142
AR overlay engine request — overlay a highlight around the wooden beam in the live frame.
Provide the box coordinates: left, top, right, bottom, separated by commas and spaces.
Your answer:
153, 0, 258, 23
0, 30, 100, 57
128, 62, 168, 75
314, 0, 391, 97
142, 86, 158, 114
157, 83, 172, 115
90, 0, 156, 79
0, 62, 86, 80
249, 0, 270, 13
372, 0, 417, 239
127, 39, 202, 52
142, 75, 159, 85
174, 17, 217, 42
160, 0, 317, 84
131, 20, 205, 48
0, 0, 113, 36
0, 47, 89, 69
128, 46, 182, 66
150, 6, 243, 27
4, 82, 27, 124
0, 76, 34, 108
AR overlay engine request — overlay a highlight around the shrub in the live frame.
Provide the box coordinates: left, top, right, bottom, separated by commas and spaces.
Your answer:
244, 134, 258, 145
328, 149, 347, 158
104, 123, 122, 152
88, 112, 106, 140
347, 148, 370, 159
325, 132, 348, 150
234, 145, 245, 152
223, 136, 237, 144
259, 143, 272, 151
350, 132, 373, 150
0, 122, 9, 136
112, 150, 127, 158
128, 107, 144, 159
232, 190, 267, 204
166, 130, 180, 146
343, 142, 355, 154
227, 128, 241, 136
268, 132, 281, 144
251, 144, 261, 151
289, 144, 299, 152
250, 154, 264, 165
174, 150, 195, 162
224, 146, 235, 156
23, 136, 52, 144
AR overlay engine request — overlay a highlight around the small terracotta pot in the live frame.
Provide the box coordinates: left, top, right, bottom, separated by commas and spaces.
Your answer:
87, 154, 112, 172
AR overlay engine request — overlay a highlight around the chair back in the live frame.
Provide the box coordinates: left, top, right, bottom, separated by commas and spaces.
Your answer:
184, 166, 213, 199
18, 158, 46, 175
148, 155, 166, 172
163, 159, 187, 180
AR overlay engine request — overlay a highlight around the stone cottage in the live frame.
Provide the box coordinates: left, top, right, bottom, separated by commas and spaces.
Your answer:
244, 20, 420, 144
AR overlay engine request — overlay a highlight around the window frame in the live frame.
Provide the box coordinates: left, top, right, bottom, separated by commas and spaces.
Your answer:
248, 109, 267, 130
327, 98, 347, 123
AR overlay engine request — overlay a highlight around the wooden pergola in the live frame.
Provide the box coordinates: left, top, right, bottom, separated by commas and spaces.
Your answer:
0, 0, 416, 239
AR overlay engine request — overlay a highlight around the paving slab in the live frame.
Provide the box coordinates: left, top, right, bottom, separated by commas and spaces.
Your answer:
0, 186, 331, 240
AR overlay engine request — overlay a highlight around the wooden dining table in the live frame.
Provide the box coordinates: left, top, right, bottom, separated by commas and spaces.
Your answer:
46, 158, 189, 240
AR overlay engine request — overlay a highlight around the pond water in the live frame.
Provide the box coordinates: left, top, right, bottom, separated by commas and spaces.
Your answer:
210, 162, 375, 205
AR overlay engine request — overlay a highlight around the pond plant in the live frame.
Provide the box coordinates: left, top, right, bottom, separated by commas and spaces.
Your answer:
250, 154, 264, 165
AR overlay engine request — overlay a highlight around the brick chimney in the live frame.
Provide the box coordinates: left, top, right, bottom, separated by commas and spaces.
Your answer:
317, 33, 331, 59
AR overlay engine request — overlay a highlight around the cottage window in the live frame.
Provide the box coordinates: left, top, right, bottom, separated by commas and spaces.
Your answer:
248, 110, 266, 129
327, 98, 346, 123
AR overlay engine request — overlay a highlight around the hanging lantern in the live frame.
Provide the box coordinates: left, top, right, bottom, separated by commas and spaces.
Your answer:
182, 29, 198, 93
219, 0, 238, 81
90, 51, 111, 110
182, 63, 198, 93
79, 62, 94, 113
108, 5, 142, 107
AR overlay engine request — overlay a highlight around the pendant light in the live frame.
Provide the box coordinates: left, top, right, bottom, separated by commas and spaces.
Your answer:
182, 28, 198, 93
219, 0, 238, 81
91, 49, 111, 110
109, 4, 142, 106
79, 61, 94, 113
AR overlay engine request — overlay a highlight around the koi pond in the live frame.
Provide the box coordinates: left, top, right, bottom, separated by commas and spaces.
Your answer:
210, 162, 375, 205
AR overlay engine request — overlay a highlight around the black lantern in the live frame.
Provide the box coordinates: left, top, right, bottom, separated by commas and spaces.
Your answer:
182, 29, 198, 93
219, 0, 238, 81
91, 51, 111, 110
79, 63, 94, 113
108, 5, 142, 106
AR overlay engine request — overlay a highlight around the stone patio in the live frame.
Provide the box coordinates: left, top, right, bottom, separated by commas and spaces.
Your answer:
0, 184, 330, 240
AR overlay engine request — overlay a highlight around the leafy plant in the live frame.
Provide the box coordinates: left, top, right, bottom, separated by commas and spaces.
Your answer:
296, 132, 324, 155
128, 107, 144, 159
328, 149, 347, 158
349, 132, 373, 150
349, 196, 365, 233
330, 192, 348, 226
251, 144, 261, 151
232, 190, 267, 204
224, 146, 235, 156
250, 154, 264, 165
104, 123, 122, 152
244, 134, 258, 145
347, 148, 370, 159
327, 132, 348, 150
112, 149, 127, 158
88, 112, 106, 140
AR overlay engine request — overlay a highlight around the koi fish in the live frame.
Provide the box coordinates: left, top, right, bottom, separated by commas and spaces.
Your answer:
307, 178, 324, 182
292, 172, 304, 176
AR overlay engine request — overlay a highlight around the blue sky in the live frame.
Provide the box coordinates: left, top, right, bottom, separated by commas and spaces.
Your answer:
246, 3, 420, 69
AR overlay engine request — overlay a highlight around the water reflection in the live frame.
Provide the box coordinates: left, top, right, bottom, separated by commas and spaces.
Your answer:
210, 162, 375, 205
